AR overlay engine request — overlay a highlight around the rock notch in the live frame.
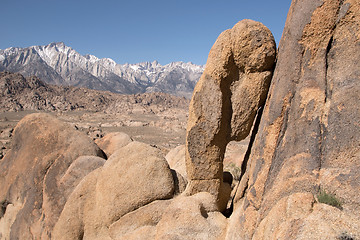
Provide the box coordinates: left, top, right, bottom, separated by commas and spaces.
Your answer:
185, 19, 276, 209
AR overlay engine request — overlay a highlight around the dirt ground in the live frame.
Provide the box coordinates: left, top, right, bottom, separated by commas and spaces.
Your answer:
0, 109, 187, 157
0, 109, 249, 178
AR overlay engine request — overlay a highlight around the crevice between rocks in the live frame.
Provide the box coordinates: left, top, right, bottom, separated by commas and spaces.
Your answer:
222, 56, 277, 217
0, 200, 11, 218
222, 105, 265, 218
318, 34, 334, 187
262, 92, 293, 195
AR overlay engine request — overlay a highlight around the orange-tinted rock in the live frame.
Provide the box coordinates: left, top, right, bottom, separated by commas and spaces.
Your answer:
228, 1, 360, 239
95, 132, 133, 157
53, 141, 175, 239
155, 192, 227, 240
185, 19, 276, 210
0, 113, 105, 239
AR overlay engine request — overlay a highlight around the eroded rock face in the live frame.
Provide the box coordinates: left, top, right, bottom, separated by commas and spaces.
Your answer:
0, 113, 105, 240
227, 0, 360, 239
185, 19, 276, 209
155, 192, 228, 240
95, 132, 133, 157
60, 155, 106, 198
3, 2, 360, 238
165, 144, 187, 178
53, 141, 175, 240
109, 200, 172, 240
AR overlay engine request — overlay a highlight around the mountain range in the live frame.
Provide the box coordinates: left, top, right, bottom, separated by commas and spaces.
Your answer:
0, 42, 204, 98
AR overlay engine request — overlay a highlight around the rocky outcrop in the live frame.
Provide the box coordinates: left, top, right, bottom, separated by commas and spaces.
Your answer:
60, 156, 106, 198
165, 144, 187, 178
53, 141, 176, 239
109, 192, 227, 240
227, 0, 360, 239
2, 1, 360, 239
0, 113, 105, 240
185, 19, 276, 210
0, 71, 189, 113
95, 132, 133, 157
155, 192, 227, 240
108, 199, 172, 240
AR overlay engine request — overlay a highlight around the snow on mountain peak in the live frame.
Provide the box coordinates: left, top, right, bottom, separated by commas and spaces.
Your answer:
130, 65, 141, 71
84, 54, 100, 63
0, 42, 204, 97
2, 47, 21, 56
48, 42, 72, 54
100, 58, 117, 67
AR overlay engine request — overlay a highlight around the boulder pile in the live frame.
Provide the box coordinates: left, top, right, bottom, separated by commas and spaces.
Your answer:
0, 113, 105, 239
1, 1, 360, 239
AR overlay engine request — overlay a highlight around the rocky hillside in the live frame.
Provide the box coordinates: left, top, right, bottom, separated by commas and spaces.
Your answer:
1, 0, 360, 239
0, 71, 189, 113
0, 43, 204, 98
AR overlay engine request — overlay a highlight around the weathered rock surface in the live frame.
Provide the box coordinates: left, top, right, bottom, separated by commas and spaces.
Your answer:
3, 1, 360, 239
170, 169, 188, 195
185, 19, 276, 209
53, 141, 175, 240
60, 155, 106, 198
165, 144, 187, 178
227, 0, 360, 239
0, 113, 105, 240
155, 192, 228, 240
109, 200, 172, 240
95, 132, 133, 157
165, 145, 188, 194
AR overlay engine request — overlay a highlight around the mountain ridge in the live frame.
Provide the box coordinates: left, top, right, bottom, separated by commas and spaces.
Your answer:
0, 42, 204, 98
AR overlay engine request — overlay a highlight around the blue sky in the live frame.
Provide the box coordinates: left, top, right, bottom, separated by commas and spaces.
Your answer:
1, 0, 291, 65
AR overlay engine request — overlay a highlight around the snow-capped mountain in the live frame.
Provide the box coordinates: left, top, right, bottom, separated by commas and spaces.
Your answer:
0, 42, 204, 97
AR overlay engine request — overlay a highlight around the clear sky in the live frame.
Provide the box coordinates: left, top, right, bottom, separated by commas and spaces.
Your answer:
1, 0, 292, 65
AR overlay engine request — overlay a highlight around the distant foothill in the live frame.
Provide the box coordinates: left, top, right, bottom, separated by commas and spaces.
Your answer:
0, 71, 189, 113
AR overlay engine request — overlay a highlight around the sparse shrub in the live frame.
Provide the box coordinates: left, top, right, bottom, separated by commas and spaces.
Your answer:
337, 232, 354, 240
317, 188, 342, 210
